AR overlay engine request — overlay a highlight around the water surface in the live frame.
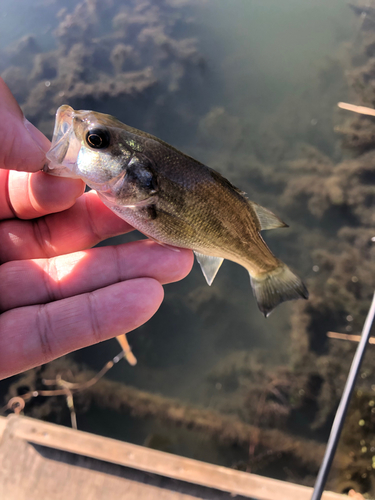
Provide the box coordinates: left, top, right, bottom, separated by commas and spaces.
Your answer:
2, 0, 374, 495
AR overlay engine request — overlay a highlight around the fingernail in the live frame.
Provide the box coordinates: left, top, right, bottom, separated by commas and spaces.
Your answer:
24, 118, 50, 153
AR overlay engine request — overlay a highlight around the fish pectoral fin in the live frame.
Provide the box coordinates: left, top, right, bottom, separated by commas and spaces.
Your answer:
147, 236, 181, 252
249, 201, 288, 231
194, 252, 224, 286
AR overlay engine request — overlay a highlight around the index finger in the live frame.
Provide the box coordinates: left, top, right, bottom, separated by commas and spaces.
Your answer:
0, 169, 85, 220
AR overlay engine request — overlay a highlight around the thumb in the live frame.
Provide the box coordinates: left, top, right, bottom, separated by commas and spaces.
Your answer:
0, 78, 50, 172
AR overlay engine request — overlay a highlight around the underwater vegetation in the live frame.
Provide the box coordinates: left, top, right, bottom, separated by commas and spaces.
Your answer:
2, 0, 375, 495
0, 0, 205, 139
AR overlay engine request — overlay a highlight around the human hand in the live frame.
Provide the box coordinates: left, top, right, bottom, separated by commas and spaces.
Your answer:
0, 78, 193, 380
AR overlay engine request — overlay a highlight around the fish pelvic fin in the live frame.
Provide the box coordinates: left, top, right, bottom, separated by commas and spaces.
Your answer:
194, 252, 224, 285
250, 263, 308, 317
249, 201, 288, 231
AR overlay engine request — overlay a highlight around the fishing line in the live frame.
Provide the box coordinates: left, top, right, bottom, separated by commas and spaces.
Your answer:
311, 291, 375, 500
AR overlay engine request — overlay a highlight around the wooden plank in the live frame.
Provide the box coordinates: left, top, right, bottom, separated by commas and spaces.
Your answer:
5, 415, 345, 500
0, 427, 205, 500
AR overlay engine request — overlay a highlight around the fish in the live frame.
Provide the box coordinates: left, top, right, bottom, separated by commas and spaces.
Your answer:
45, 105, 308, 316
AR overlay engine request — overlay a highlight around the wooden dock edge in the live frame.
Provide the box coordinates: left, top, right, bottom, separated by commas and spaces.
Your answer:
0, 415, 345, 500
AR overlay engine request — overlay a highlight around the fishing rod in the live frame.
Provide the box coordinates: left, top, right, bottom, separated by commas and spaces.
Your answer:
311, 291, 375, 500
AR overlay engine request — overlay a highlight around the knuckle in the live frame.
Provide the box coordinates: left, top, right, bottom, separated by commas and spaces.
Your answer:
36, 304, 54, 363
86, 292, 102, 344
84, 195, 102, 243
32, 218, 54, 258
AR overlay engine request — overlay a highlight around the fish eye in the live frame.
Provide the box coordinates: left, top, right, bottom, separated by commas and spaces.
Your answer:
86, 128, 110, 149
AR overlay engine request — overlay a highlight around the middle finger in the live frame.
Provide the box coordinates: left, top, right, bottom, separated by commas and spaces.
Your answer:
0, 191, 133, 262
0, 239, 194, 312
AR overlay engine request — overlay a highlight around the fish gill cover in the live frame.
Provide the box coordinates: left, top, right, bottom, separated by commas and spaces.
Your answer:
1, 0, 375, 495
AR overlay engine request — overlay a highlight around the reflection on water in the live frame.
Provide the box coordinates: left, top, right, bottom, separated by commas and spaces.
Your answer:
2, 0, 375, 495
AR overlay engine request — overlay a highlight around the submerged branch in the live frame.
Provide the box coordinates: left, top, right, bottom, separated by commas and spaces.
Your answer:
1, 351, 125, 428
338, 102, 375, 117
327, 331, 375, 344
81, 370, 350, 472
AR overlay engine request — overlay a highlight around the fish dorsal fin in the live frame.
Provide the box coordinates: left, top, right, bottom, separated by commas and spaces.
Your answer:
249, 201, 288, 231
194, 252, 224, 285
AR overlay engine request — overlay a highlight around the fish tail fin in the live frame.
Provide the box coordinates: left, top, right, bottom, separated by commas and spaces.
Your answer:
249, 262, 308, 317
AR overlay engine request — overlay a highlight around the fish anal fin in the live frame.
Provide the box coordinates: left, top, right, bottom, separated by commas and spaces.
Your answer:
194, 252, 224, 285
250, 263, 308, 317
249, 201, 288, 231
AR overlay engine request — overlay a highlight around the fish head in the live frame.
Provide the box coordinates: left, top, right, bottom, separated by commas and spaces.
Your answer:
46, 105, 158, 207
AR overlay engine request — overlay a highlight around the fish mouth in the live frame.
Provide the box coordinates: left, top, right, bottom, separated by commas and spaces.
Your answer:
44, 105, 82, 178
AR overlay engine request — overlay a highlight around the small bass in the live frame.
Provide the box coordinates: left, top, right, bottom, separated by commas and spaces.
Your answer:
45, 105, 308, 316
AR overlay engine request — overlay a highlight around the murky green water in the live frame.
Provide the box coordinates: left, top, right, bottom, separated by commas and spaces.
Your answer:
2, 0, 375, 495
